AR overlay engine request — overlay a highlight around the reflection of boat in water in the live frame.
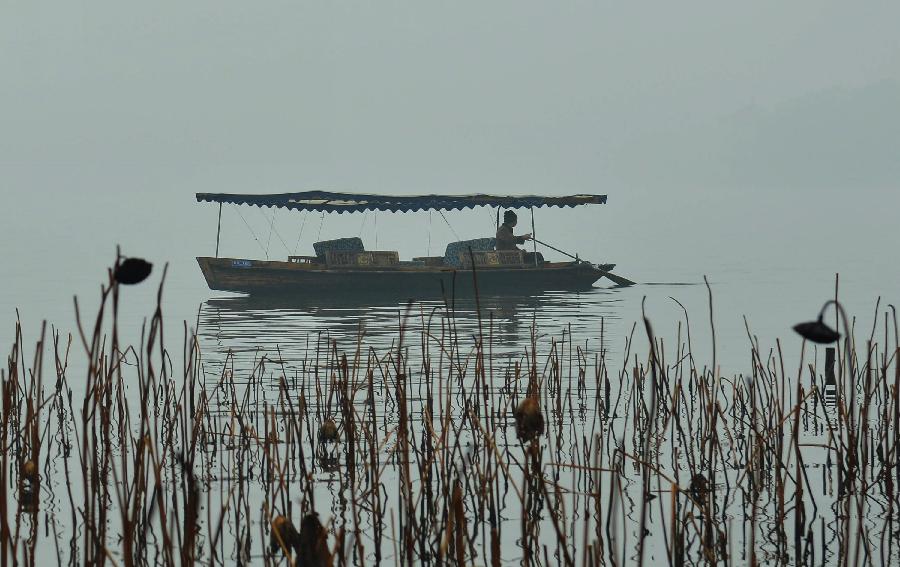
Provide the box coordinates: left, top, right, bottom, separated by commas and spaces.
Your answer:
198, 288, 625, 365
195, 191, 631, 297
203, 287, 605, 312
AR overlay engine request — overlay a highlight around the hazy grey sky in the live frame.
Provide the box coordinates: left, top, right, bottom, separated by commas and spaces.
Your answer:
2, 1, 899, 328
4, 1, 898, 185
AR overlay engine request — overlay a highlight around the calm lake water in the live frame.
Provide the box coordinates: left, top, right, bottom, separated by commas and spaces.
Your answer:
2, 198, 899, 566
5, 244, 897, 376
5, 184, 898, 369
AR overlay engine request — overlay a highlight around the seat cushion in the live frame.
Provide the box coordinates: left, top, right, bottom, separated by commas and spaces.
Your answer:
443, 238, 496, 267
313, 237, 365, 257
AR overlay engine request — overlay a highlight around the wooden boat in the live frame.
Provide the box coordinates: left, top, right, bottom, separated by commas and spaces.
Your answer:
195, 191, 629, 297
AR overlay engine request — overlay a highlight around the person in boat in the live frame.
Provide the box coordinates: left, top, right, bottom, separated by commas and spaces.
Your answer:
496, 210, 532, 251
496, 210, 545, 265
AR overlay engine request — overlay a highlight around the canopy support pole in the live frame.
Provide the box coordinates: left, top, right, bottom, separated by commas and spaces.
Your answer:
530, 206, 538, 266
215, 203, 223, 258
496, 207, 500, 232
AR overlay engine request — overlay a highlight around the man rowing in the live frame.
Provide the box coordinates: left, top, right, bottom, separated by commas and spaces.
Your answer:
495, 210, 532, 251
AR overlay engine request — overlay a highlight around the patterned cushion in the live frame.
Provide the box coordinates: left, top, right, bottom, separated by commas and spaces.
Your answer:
313, 237, 365, 257
443, 238, 496, 267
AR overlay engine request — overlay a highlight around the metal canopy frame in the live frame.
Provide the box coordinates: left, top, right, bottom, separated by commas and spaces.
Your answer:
197, 191, 607, 214
202, 191, 608, 258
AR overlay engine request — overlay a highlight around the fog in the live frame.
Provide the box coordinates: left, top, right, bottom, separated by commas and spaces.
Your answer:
2, 1, 899, 336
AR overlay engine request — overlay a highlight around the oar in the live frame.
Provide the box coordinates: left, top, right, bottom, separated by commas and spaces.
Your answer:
531, 238, 636, 287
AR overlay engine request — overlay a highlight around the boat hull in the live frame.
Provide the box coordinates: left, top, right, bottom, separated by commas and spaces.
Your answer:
196, 257, 608, 297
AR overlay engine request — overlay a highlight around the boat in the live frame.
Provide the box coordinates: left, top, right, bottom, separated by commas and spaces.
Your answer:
195, 191, 632, 296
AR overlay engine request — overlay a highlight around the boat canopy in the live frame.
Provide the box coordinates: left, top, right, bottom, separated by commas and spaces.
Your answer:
196, 191, 607, 214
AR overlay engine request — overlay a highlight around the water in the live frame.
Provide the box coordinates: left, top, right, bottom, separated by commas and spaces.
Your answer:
185, 277, 898, 565
3, 194, 900, 566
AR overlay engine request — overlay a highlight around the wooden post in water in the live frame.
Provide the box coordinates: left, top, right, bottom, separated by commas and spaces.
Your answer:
824, 347, 836, 404
215, 203, 223, 258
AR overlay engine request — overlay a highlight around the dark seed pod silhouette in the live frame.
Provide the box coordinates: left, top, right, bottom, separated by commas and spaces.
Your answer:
792, 318, 840, 344
270, 515, 300, 556
689, 473, 709, 505
514, 397, 544, 442
298, 513, 333, 567
318, 418, 339, 444
115, 258, 153, 285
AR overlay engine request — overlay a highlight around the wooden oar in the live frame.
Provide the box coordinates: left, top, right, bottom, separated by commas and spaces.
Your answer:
531, 238, 636, 287
594, 270, 636, 287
